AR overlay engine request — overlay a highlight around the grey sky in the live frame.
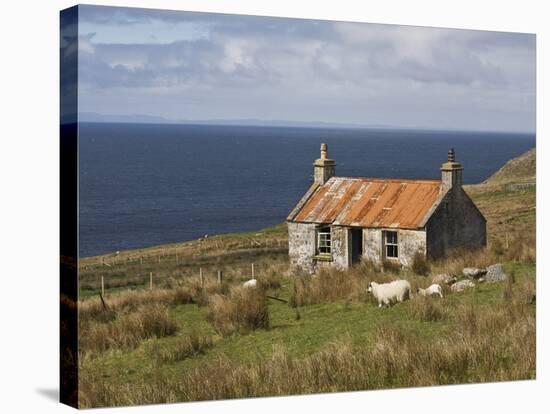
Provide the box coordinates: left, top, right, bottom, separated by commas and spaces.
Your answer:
76, 5, 536, 132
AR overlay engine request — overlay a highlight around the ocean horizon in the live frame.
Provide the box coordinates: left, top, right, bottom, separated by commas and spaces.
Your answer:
78, 122, 535, 257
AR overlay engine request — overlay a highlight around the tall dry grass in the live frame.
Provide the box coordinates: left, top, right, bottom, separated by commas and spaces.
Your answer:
79, 279, 231, 324
256, 268, 283, 291
408, 296, 446, 322
503, 233, 536, 263
79, 287, 193, 323
79, 290, 535, 407
430, 247, 498, 276
288, 259, 428, 307
411, 252, 431, 276
77, 230, 535, 407
79, 304, 179, 355
289, 264, 376, 307
206, 286, 270, 336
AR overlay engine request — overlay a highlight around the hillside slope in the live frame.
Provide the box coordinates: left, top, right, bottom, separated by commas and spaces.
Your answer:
465, 147, 536, 244
483, 147, 535, 185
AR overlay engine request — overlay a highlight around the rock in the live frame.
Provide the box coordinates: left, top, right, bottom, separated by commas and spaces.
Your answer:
431, 273, 457, 285
485, 263, 508, 282
451, 279, 476, 292
462, 267, 487, 279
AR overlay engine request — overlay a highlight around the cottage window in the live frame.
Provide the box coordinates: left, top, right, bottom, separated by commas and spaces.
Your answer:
317, 226, 332, 254
384, 230, 398, 258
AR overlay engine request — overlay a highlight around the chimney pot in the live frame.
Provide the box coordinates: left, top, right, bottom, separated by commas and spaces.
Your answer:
313, 143, 335, 185
320, 143, 328, 159
441, 148, 463, 190
448, 148, 455, 162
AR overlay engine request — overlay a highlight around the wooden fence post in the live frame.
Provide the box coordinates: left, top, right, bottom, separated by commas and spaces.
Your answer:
175, 250, 178, 263
199, 267, 204, 286
158, 255, 161, 264
217, 270, 223, 284
251, 263, 255, 278
101, 275, 105, 297
150, 272, 153, 290
140, 256, 143, 265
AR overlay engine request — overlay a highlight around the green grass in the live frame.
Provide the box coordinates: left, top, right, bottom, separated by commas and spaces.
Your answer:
79, 260, 534, 392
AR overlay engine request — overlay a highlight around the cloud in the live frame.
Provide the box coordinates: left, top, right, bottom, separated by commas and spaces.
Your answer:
76, 5, 536, 132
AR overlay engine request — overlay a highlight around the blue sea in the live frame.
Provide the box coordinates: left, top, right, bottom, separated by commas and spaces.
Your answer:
78, 123, 535, 257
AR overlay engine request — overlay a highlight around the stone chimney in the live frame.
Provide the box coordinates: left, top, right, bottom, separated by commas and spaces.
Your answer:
441, 148, 463, 191
313, 143, 336, 185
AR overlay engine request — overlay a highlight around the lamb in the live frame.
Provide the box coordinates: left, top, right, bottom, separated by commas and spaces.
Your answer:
367, 280, 411, 307
243, 278, 258, 288
417, 284, 443, 298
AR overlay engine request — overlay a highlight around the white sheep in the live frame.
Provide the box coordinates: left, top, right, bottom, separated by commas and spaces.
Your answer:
417, 284, 443, 298
367, 280, 411, 307
243, 278, 258, 288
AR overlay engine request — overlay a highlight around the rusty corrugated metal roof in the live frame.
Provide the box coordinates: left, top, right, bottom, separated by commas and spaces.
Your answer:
289, 177, 444, 229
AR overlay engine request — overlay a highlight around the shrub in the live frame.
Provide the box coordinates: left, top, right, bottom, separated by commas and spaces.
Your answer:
206, 287, 269, 336
411, 252, 430, 276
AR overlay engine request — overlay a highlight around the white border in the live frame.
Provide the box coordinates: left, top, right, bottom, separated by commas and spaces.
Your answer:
0, 1, 546, 413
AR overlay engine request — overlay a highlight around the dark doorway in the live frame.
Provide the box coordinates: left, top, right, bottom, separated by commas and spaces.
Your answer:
350, 228, 363, 265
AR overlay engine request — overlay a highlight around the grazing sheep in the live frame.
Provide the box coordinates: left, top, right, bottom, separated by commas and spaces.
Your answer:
367, 280, 411, 307
243, 278, 258, 288
417, 284, 443, 298
431, 273, 457, 286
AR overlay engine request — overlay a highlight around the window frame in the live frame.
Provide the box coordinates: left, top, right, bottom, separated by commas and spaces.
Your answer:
317, 226, 332, 255
383, 230, 399, 259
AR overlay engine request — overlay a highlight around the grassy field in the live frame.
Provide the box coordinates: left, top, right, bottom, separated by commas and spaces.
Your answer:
76, 149, 536, 408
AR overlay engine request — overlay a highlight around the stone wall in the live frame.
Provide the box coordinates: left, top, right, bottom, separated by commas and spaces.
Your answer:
288, 222, 317, 273
331, 226, 349, 269
426, 187, 486, 259
289, 222, 430, 272
398, 229, 427, 266
363, 228, 426, 266
364, 228, 382, 264
287, 222, 349, 273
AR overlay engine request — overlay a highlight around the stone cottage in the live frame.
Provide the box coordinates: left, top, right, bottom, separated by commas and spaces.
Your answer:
287, 144, 486, 273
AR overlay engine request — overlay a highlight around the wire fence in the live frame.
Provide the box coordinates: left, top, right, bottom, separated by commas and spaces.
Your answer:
79, 256, 286, 296
79, 237, 287, 269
